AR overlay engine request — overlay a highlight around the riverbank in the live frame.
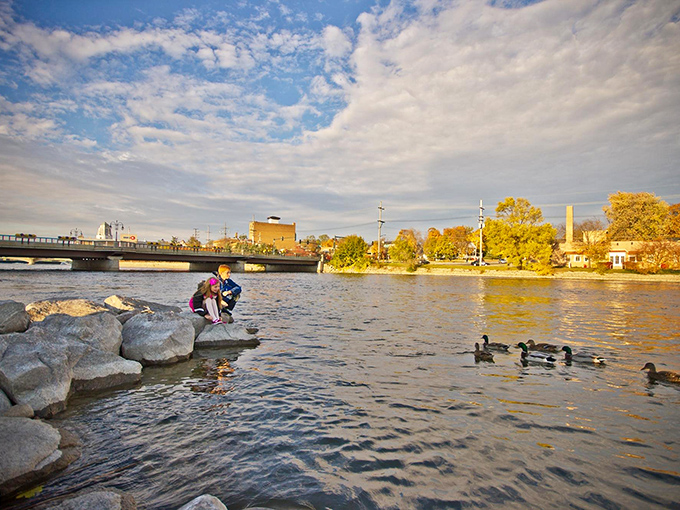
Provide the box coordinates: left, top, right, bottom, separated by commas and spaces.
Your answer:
325, 264, 680, 283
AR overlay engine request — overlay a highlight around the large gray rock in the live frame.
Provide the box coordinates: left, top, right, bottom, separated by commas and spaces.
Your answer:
0, 417, 81, 497
105, 295, 181, 315
44, 488, 136, 510
71, 350, 142, 393
178, 311, 208, 339
0, 314, 141, 417
177, 495, 228, 510
0, 330, 77, 417
121, 313, 194, 366
0, 388, 11, 412
194, 323, 260, 349
33, 312, 123, 353
26, 299, 109, 322
0, 300, 30, 334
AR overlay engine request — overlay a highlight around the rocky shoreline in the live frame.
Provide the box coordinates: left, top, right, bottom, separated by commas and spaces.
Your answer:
0, 297, 261, 510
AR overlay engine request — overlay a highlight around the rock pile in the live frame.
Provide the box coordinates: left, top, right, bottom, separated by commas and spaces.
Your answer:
0, 296, 260, 507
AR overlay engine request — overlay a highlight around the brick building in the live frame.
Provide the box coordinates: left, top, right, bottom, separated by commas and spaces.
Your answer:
249, 216, 297, 250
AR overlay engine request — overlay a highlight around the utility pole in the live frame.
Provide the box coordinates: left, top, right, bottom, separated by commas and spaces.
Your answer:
193, 228, 200, 242
378, 201, 385, 261
110, 220, 124, 243
206, 226, 211, 243
478, 199, 484, 263
220, 223, 229, 239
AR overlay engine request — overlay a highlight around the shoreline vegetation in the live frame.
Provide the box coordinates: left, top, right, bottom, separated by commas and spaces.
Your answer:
325, 262, 680, 283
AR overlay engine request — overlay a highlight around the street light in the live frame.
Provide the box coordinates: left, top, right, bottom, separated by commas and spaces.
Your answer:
111, 220, 124, 242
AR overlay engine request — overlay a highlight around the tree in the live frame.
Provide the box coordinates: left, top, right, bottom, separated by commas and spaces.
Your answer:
330, 235, 369, 269
636, 239, 680, 274
423, 228, 446, 260
388, 229, 422, 263
484, 197, 556, 270
603, 192, 669, 240
444, 226, 474, 258
665, 203, 680, 239
575, 219, 610, 268
186, 235, 201, 248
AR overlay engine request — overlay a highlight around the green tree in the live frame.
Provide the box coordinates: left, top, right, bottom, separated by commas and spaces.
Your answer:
330, 235, 369, 269
603, 191, 669, 240
186, 235, 201, 248
484, 197, 556, 270
423, 228, 445, 260
388, 229, 422, 263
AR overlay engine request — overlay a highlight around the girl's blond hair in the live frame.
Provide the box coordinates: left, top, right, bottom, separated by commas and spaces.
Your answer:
199, 278, 223, 309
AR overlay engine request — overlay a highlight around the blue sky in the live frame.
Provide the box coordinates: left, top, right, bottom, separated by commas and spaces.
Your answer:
1, 0, 678, 242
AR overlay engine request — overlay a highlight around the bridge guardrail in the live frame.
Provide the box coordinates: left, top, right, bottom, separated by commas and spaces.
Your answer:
0, 234, 319, 260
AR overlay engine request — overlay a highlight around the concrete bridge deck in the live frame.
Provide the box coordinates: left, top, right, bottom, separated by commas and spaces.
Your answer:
0, 235, 322, 272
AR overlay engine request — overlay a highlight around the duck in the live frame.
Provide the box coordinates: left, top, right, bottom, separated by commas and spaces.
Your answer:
525, 339, 560, 353
640, 363, 680, 384
517, 342, 556, 366
562, 346, 606, 364
474, 342, 494, 363
482, 334, 510, 352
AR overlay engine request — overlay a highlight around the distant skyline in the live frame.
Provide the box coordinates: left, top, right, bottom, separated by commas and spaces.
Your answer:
1, 0, 678, 243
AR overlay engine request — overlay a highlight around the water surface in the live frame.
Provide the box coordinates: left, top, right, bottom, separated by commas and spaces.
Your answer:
1, 267, 679, 509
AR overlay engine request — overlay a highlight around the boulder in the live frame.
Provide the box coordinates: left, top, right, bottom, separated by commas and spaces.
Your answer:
0, 389, 11, 412
26, 299, 109, 322
43, 488, 136, 510
0, 314, 140, 417
194, 323, 260, 349
177, 495, 228, 510
0, 330, 77, 417
34, 312, 123, 353
115, 309, 141, 325
1, 403, 34, 418
71, 350, 142, 393
121, 313, 194, 366
0, 418, 81, 497
105, 295, 181, 315
0, 300, 30, 334
178, 311, 208, 339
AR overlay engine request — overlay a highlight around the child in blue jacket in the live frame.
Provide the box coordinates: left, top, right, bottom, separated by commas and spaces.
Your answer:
214, 264, 242, 322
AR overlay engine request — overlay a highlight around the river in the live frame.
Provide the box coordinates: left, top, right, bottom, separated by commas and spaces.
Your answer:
1, 265, 679, 509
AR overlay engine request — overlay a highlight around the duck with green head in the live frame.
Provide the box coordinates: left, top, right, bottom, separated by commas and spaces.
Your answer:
562, 346, 606, 364
517, 342, 556, 366
482, 334, 509, 352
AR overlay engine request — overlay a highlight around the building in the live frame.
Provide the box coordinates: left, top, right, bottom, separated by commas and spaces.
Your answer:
559, 206, 644, 269
249, 216, 297, 251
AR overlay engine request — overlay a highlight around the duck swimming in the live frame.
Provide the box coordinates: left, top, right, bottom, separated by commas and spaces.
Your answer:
562, 346, 606, 364
482, 334, 510, 352
641, 363, 680, 383
517, 342, 556, 366
474, 342, 494, 363
525, 339, 560, 353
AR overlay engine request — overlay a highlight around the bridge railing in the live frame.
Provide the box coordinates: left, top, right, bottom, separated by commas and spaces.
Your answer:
0, 234, 319, 259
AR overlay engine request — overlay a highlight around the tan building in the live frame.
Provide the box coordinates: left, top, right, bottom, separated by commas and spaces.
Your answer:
559, 206, 644, 269
249, 216, 297, 250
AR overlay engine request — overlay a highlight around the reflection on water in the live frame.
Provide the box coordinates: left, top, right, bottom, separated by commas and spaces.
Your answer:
1, 268, 679, 509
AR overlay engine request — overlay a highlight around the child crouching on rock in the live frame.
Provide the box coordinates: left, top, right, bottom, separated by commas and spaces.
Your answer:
191, 278, 224, 324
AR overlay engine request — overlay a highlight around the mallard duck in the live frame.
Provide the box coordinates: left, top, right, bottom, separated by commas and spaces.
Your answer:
561, 346, 605, 364
517, 342, 556, 365
641, 363, 680, 383
474, 342, 494, 362
482, 334, 509, 352
526, 339, 560, 353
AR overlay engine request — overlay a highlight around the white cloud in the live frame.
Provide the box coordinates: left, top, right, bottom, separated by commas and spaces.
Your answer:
322, 25, 352, 58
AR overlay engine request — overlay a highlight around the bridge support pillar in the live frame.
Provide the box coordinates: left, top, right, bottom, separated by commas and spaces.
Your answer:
71, 258, 120, 271
265, 264, 319, 273
189, 261, 220, 273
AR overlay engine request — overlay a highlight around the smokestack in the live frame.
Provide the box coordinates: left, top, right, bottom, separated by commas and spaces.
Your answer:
566, 206, 574, 244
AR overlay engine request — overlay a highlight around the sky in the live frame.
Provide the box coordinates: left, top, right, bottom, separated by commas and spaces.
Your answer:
0, 0, 678, 243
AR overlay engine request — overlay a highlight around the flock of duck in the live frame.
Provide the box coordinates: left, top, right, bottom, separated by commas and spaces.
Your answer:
473, 334, 680, 384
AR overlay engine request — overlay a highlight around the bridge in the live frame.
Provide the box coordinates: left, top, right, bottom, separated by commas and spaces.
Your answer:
0, 234, 322, 273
